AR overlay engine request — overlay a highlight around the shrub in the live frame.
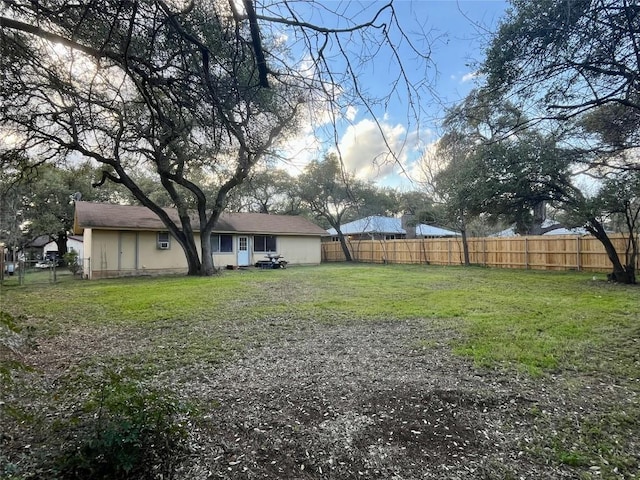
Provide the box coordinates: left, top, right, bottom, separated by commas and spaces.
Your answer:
62, 251, 82, 276
53, 369, 191, 479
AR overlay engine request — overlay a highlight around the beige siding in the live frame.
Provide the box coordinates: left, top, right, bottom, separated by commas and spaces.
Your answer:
212, 242, 236, 268
276, 236, 322, 265
91, 230, 119, 277
137, 231, 190, 273
90, 229, 189, 278
85, 229, 322, 278
82, 229, 93, 278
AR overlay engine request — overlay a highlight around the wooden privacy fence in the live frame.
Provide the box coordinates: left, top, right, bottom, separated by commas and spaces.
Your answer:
321, 234, 638, 273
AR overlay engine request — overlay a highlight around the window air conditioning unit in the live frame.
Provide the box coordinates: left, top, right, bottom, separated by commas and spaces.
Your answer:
158, 241, 170, 250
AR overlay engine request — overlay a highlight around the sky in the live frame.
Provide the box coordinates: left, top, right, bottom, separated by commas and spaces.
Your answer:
273, 0, 509, 190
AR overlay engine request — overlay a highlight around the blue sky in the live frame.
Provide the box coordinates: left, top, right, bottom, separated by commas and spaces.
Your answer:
273, 0, 509, 190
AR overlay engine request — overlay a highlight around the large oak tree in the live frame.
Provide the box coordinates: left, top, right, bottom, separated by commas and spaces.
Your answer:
484, 0, 640, 124
1, 0, 428, 275
478, 1, 640, 282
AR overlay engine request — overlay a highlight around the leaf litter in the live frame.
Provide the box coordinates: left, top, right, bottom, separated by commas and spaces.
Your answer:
2, 316, 638, 479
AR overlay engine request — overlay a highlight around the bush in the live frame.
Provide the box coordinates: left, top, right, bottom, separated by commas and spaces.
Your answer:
62, 251, 82, 276
52, 369, 191, 479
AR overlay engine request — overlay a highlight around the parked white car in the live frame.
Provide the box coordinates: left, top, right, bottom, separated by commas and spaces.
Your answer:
35, 259, 61, 269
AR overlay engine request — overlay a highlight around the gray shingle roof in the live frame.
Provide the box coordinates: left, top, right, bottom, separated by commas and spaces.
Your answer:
74, 202, 327, 236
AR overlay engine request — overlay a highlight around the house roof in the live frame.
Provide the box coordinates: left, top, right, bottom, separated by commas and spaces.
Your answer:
543, 226, 589, 236
491, 219, 589, 237
25, 235, 51, 248
73, 202, 327, 236
326, 216, 403, 236
415, 224, 462, 237
326, 215, 459, 237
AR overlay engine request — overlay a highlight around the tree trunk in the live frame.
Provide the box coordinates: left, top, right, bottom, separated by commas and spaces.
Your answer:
336, 230, 353, 262
461, 230, 470, 266
587, 217, 636, 284
459, 212, 470, 266
55, 232, 68, 263
181, 237, 203, 276
529, 201, 547, 234
199, 228, 216, 276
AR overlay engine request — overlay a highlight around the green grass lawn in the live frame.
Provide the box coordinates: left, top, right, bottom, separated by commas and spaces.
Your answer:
1, 264, 639, 479
2, 263, 638, 376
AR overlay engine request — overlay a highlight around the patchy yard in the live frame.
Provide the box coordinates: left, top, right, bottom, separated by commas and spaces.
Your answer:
1, 265, 639, 479
174, 320, 639, 479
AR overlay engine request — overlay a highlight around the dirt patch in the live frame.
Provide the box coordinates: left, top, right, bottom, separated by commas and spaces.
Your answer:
167, 320, 638, 479
2, 317, 638, 479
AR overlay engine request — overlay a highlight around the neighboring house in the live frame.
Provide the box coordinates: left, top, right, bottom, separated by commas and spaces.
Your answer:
543, 226, 589, 236
20, 235, 84, 262
492, 219, 589, 237
325, 215, 460, 241
73, 202, 327, 279
21, 235, 50, 261
42, 235, 84, 260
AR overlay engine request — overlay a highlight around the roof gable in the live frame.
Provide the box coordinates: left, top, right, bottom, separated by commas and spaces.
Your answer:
74, 202, 327, 236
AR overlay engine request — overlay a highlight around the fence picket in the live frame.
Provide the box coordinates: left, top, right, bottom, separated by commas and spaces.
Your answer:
321, 234, 638, 273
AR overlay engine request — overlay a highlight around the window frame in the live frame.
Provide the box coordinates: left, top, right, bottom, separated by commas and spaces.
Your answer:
211, 234, 233, 253
253, 235, 277, 253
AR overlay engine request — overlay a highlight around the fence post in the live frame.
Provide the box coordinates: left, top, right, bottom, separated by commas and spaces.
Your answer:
483, 238, 487, 266
576, 236, 581, 271
320, 235, 628, 274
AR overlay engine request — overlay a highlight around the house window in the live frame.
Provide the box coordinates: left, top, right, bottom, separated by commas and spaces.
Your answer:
211, 234, 233, 253
157, 232, 171, 250
385, 234, 397, 240
254, 235, 276, 252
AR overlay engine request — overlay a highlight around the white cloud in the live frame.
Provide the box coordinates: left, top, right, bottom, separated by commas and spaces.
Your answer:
336, 118, 412, 184
345, 106, 358, 122
273, 112, 438, 191
270, 83, 437, 189
461, 71, 480, 83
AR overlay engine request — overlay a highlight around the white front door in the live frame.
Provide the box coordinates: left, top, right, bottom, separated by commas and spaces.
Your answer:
237, 236, 250, 266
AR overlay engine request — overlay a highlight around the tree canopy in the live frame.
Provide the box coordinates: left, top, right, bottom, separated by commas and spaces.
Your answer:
1, 0, 428, 275
484, 0, 640, 128
0, 162, 117, 260
429, 1, 640, 283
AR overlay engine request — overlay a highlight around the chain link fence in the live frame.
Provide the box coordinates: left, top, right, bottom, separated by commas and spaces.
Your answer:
1, 259, 85, 287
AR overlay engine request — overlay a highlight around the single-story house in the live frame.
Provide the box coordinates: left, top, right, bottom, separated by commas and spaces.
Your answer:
326, 215, 460, 241
19, 235, 83, 263
42, 235, 84, 260
73, 202, 327, 279
20, 235, 51, 261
